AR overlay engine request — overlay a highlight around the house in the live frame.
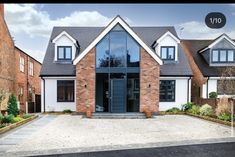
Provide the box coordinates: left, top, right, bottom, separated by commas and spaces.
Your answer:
181, 34, 235, 101
15, 47, 42, 113
0, 4, 42, 113
40, 15, 192, 113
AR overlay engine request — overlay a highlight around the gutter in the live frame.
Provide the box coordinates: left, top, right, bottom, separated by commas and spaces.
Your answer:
187, 76, 191, 102
41, 77, 46, 113
206, 77, 210, 98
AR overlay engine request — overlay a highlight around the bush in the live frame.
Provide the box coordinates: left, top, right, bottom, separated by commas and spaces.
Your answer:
166, 107, 181, 113
181, 102, 193, 111
63, 109, 72, 114
2, 114, 15, 123
22, 114, 32, 119
209, 92, 218, 98
218, 113, 231, 121
216, 96, 231, 116
199, 104, 213, 116
7, 94, 19, 117
188, 105, 200, 115
12, 116, 24, 123
0, 113, 4, 124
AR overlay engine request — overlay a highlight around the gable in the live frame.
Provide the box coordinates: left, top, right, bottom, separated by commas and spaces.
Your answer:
73, 16, 162, 65
211, 38, 235, 49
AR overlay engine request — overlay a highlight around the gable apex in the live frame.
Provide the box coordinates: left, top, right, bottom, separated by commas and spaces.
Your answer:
52, 30, 77, 44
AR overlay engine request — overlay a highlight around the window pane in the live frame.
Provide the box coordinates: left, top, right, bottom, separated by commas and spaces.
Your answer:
96, 35, 109, 67
228, 50, 234, 62
212, 50, 219, 62
160, 80, 175, 102
110, 31, 126, 67
65, 47, 71, 59
161, 47, 167, 59
57, 80, 74, 102
127, 34, 140, 67
168, 48, 174, 59
220, 50, 226, 62
58, 47, 64, 59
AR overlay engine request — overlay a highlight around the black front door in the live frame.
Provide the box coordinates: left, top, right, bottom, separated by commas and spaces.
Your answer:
110, 79, 126, 113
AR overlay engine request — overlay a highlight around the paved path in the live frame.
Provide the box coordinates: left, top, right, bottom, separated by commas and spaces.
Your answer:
0, 115, 57, 155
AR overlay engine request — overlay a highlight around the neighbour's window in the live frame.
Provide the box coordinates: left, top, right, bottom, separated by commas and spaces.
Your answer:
160, 46, 175, 60
20, 56, 25, 72
212, 49, 235, 63
57, 46, 72, 60
18, 86, 23, 102
57, 80, 74, 102
29, 61, 34, 76
160, 80, 175, 102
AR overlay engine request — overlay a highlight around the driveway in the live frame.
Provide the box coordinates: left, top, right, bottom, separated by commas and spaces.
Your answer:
0, 114, 235, 156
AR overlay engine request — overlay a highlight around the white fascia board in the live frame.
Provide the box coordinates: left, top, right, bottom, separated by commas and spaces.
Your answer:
209, 77, 235, 80
156, 31, 180, 45
160, 77, 191, 79
42, 76, 76, 79
52, 31, 76, 44
73, 16, 163, 65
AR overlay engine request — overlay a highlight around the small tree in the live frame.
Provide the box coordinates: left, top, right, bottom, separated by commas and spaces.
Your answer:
7, 94, 19, 117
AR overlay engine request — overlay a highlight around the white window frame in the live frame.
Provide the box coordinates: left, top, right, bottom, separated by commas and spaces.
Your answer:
29, 61, 34, 76
20, 56, 25, 72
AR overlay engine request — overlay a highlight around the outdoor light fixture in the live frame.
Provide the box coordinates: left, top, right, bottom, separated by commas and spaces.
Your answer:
148, 84, 151, 88
85, 84, 87, 88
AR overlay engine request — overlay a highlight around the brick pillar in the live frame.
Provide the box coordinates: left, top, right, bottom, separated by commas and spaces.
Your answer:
140, 47, 160, 113
0, 4, 4, 17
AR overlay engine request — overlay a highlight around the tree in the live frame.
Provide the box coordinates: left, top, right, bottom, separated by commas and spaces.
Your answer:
218, 67, 235, 95
7, 94, 19, 116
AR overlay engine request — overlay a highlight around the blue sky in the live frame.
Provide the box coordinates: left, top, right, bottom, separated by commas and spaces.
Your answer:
4, 3, 235, 62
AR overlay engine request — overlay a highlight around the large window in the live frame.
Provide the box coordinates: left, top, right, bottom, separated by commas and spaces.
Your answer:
212, 49, 235, 63
160, 80, 175, 102
57, 80, 74, 102
160, 46, 175, 60
20, 56, 25, 72
29, 61, 33, 76
57, 46, 72, 60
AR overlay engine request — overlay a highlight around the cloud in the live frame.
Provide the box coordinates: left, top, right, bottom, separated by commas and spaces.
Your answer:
4, 4, 125, 38
177, 21, 235, 39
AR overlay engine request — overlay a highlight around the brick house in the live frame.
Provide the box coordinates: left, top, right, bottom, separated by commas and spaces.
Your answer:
181, 34, 235, 101
0, 4, 42, 113
40, 15, 192, 113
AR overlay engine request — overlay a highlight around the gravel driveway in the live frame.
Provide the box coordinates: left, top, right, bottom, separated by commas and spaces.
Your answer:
1, 114, 235, 156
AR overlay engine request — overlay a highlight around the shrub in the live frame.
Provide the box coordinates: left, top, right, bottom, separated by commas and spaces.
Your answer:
218, 113, 231, 121
166, 107, 181, 113
2, 114, 15, 123
0, 113, 4, 124
7, 94, 19, 117
188, 105, 200, 115
22, 114, 32, 119
216, 95, 231, 116
199, 104, 213, 116
12, 116, 24, 123
181, 102, 193, 111
209, 91, 218, 98
63, 109, 72, 114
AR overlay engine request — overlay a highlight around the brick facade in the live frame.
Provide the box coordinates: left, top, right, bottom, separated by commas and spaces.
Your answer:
140, 47, 160, 113
76, 48, 96, 113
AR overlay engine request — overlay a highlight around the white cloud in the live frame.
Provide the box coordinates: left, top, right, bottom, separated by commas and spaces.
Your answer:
5, 4, 129, 38
177, 21, 235, 39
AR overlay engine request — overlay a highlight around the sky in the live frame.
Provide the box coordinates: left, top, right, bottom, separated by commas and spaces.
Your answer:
4, 3, 235, 63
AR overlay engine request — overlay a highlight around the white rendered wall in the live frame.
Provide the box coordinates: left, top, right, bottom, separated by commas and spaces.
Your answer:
43, 78, 76, 112
202, 79, 217, 98
155, 35, 178, 61
54, 35, 76, 61
159, 77, 191, 111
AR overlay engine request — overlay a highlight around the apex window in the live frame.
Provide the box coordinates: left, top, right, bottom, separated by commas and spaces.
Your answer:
160, 46, 175, 60
57, 46, 72, 60
57, 80, 74, 102
160, 80, 175, 102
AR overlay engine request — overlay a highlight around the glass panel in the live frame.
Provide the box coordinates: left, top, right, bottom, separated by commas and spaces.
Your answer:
220, 50, 226, 62
127, 73, 139, 112
127, 34, 140, 67
168, 47, 174, 59
65, 47, 71, 59
228, 50, 234, 62
110, 31, 126, 67
58, 47, 64, 59
161, 47, 167, 59
57, 80, 74, 102
96, 35, 109, 67
212, 50, 219, 62
96, 73, 109, 112
160, 80, 175, 102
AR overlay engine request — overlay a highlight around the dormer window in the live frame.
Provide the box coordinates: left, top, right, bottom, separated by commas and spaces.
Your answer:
57, 46, 72, 60
160, 46, 175, 60
211, 49, 235, 63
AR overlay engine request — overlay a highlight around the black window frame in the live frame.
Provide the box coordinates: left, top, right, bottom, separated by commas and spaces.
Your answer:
160, 80, 175, 102
57, 80, 75, 102
57, 46, 72, 60
160, 46, 175, 60
211, 49, 235, 63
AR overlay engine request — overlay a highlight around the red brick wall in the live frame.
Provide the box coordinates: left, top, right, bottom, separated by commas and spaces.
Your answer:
76, 48, 96, 113
140, 47, 160, 113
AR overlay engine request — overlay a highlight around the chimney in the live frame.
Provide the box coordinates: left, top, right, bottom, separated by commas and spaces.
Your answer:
0, 4, 4, 17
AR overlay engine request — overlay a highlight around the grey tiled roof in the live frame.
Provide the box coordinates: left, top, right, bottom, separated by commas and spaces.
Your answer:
40, 26, 192, 76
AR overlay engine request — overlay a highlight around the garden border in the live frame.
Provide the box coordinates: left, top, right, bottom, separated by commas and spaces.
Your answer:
0, 115, 39, 135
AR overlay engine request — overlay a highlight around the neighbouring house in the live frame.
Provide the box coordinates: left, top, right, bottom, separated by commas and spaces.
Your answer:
40, 15, 192, 113
181, 34, 235, 102
15, 47, 42, 113
0, 4, 42, 113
